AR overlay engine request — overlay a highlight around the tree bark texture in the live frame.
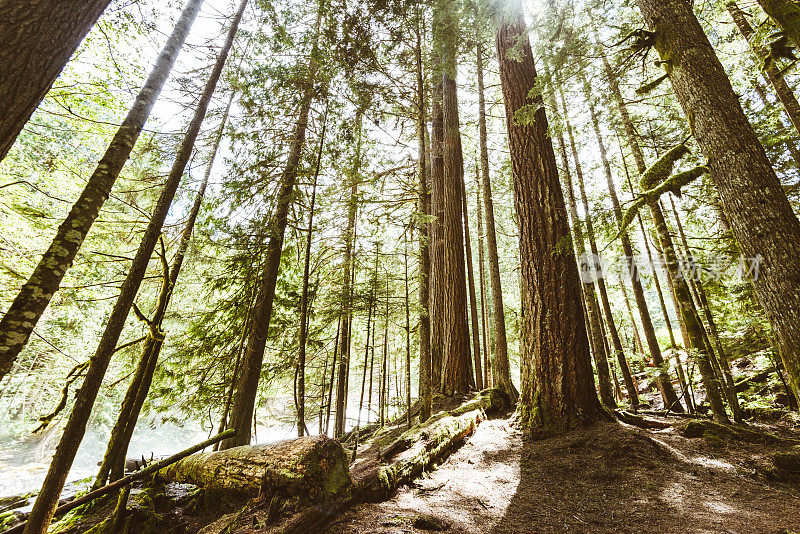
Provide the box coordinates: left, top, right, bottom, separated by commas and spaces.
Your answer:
495, 1, 604, 433
757, 0, 800, 50
0, 0, 112, 161
436, 3, 471, 395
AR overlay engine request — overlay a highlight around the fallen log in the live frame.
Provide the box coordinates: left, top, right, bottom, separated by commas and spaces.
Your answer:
734, 366, 777, 392
0, 429, 235, 534
615, 411, 675, 429
277, 388, 509, 533
157, 435, 351, 504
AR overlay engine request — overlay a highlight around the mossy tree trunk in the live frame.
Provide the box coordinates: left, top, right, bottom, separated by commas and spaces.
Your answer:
22, 4, 245, 532
495, 0, 605, 434
0, 0, 203, 384
414, 7, 432, 423
635, 0, 800, 411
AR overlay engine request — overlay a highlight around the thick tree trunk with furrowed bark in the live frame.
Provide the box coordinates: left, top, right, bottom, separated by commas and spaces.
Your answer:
22, 4, 246, 532
495, 0, 605, 434
0, 0, 111, 161
435, 0, 471, 395
0, 0, 203, 385
635, 0, 800, 412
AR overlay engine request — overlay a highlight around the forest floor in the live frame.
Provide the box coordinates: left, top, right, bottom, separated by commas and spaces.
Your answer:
323, 412, 800, 534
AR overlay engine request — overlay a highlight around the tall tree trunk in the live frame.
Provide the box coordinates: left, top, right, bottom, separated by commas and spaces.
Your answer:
476, 181, 492, 390
462, 168, 484, 390
22, 3, 245, 531
297, 104, 328, 438
495, 0, 604, 433
635, 0, 800, 411
600, 39, 725, 420
0, 0, 113, 161
476, 31, 516, 399
415, 8, 432, 423
429, 78, 445, 393
404, 232, 412, 428
94, 91, 235, 490
324, 319, 340, 436
582, 74, 661, 409
352, 275, 374, 460
0, 0, 203, 382
726, 1, 800, 137
221, 0, 322, 450
551, 83, 615, 408
334, 109, 364, 437
650, 200, 729, 422
436, 0, 471, 395
668, 196, 744, 421
756, 0, 800, 50
619, 149, 694, 411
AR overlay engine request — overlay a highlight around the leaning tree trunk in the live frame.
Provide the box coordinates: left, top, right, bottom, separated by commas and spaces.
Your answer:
567, 88, 683, 411
495, 0, 605, 434
0, 0, 203, 384
297, 104, 328, 438
726, 1, 800, 138
94, 93, 234, 491
461, 168, 483, 390
0, 0, 113, 161
21, 4, 245, 532
334, 109, 364, 438
756, 0, 800, 50
635, 0, 800, 410
476, 31, 516, 400
581, 81, 641, 408
436, 0, 471, 395
668, 196, 744, 421
221, 1, 322, 450
414, 8, 432, 423
549, 80, 615, 408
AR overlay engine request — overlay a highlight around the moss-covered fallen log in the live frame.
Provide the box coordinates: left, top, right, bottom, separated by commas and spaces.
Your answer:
278, 388, 509, 534
157, 435, 351, 504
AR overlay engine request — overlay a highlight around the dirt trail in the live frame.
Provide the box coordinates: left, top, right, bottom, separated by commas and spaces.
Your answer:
323, 416, 800, 533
